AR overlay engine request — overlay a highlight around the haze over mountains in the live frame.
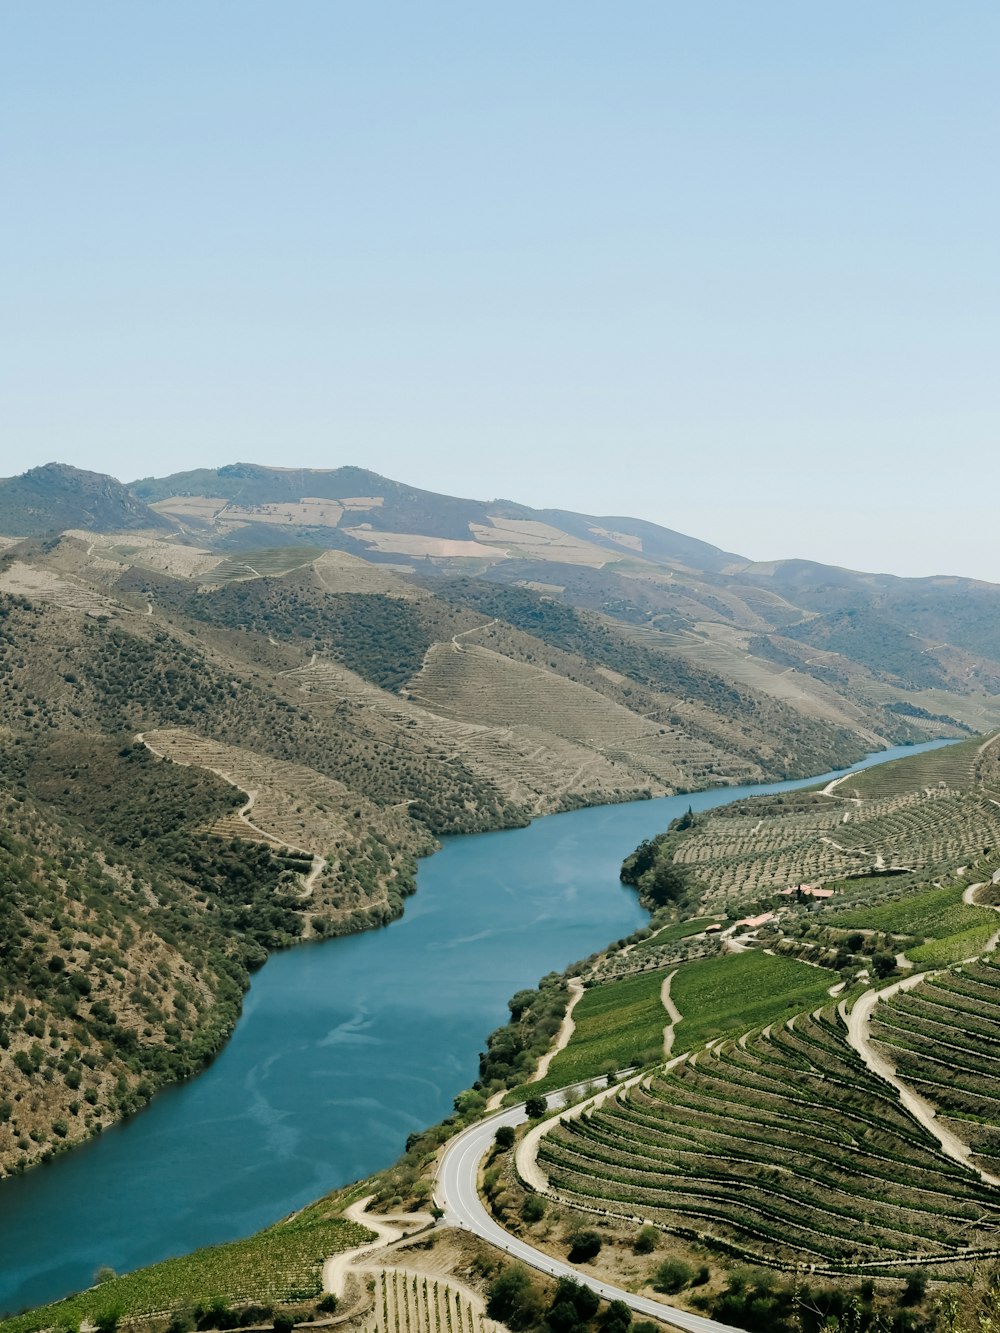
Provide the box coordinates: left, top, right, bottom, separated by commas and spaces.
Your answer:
1, 457, 999, 1178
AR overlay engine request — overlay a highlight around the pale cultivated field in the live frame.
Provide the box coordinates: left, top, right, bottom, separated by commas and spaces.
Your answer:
586, 525, 643, 552
0, 559, 125, 616
313, 550, 429, 598
59, 530, 225, 579
469, 517, 625, 567
217, 500, 349, 526
343, 529, 503, 560
150, 495, 231, 520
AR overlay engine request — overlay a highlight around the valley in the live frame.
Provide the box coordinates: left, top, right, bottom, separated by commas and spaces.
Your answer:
3, 462, 1000, 1333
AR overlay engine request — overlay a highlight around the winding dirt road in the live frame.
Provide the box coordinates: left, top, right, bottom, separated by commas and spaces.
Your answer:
842, 981, 1000, 1187
322, 1196, 433, 1296
530, 978, 584, 1084
661, 970, 681, 1055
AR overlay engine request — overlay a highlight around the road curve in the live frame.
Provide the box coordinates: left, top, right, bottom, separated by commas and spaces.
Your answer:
435, 1097, 744, 1333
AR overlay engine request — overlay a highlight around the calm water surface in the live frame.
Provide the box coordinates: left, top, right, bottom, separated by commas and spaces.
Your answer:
0, 739, 955, 1313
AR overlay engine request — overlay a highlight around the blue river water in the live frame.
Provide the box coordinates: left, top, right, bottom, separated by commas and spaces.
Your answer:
0, 739, 955, 1314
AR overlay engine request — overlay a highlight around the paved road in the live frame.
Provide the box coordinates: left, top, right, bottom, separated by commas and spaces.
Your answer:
435, 1094, 744, 1333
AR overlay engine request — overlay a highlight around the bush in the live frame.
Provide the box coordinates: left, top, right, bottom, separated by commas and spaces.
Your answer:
566, 1230, 602, 1263
486, 1264, 544, 1330
653, 1258, 695, 1294
524, 1095, 547, 1119
599, 1300, 632, 1333
633, 1225, 659, 1254
521, 1195, 546, 1223
872, 951, 897, 979
902, 1268, 928, 1304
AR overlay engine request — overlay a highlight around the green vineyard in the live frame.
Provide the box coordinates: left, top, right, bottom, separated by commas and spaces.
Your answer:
536, 1007, 1000, 1274
0, 1217, 371, 1333
870, 957, 1000, 1176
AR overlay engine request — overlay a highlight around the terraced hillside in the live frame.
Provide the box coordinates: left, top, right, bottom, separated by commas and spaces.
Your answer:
627, 739, 1000, 914
410, 641, 744, 792
0, 476, 994, 1207
536, 1007, 1000, 1274
282, 658, 647, 815
0, 1206, 371, 1333
834, 733, 987, 798
869, 958, 1000, 1177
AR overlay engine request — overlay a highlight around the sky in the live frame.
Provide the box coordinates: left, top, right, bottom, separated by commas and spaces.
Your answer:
2, 3, 999, 579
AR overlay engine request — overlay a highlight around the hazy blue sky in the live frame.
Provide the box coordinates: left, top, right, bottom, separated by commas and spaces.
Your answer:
3, 4, 998, 578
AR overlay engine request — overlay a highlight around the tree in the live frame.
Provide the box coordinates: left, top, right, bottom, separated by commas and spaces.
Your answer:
552, 1278, 598, 1322
524, 1095, 547, 1119
599, 1300, 632, 1333
486, 1264, 543, 1330
871, 951, 896, 979
494, 1125, 516, 1151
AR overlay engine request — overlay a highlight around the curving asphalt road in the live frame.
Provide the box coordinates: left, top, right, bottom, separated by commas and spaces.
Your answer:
435, 1092, 744, 1333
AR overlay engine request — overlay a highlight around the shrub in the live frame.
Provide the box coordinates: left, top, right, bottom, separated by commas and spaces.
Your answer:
486, 1264, 544, 1330
494, 1125, 516, 1151
653, 1258, 695, 1294
633, 1225, 658, 1254
566, 1230, 602, 1263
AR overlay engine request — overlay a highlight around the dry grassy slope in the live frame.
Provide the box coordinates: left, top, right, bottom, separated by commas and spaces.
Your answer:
409, 641, 744, 792
102, 547, 871, 797
626, 622, 904, 744
0, 588, 526, 836
278, 657, 648, 815
48, 532, 937, 785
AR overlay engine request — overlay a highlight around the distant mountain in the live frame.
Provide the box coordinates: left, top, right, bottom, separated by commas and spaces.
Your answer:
130, 461, 745, 570
0, 463, 169, 536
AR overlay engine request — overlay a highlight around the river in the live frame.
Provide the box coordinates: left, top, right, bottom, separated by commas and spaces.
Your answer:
0, 739, 955, 1314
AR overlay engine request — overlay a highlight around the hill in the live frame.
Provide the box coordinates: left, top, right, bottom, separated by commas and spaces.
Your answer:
0, 464, 169, 536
